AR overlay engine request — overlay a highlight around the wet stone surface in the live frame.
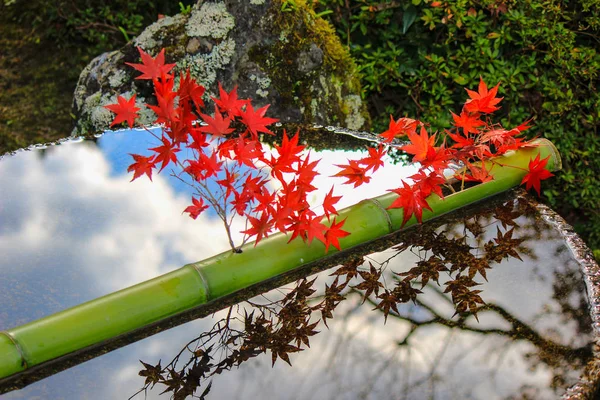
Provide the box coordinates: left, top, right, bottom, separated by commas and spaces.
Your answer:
0, 130, 598, 399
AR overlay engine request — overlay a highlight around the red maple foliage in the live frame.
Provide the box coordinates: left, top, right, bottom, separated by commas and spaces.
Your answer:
104, 47, 555, 252
401, 127, 436, 162
332, 160, 371, 188
521, 154, 554, 196
388, 181, 433, 226
104, 94, 140, 128
465, 77, 503, 114
127, 154, 155, 182
184, 197, 209, 219
125, 47, 176, 81
323, 217, 350, 252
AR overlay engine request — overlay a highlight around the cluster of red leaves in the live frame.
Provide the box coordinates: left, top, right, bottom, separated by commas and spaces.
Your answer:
104, 47, 348, 252
331, 78, 554, 226
105, 47, 555, 252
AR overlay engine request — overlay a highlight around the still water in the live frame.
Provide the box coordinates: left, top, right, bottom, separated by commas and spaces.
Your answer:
0, 128, 594, 399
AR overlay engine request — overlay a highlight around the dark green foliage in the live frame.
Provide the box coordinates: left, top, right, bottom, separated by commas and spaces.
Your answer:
2, 0, 195, 56
0, 0, 195, 154
312, 0, 600, 254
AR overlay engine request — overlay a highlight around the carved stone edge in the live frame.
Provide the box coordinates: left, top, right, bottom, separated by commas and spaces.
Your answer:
525, 191, 600, 400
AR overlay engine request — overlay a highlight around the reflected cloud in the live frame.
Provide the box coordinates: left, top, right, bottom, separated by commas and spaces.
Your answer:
0, 141, 232, 299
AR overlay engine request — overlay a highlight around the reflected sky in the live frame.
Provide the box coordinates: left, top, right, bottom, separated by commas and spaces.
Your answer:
0, 130, 592, 399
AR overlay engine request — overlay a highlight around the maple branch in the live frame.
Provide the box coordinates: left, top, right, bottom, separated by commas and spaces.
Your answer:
358, 287, 591, 364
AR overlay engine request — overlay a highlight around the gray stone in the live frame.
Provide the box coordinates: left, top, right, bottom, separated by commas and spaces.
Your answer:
72, 0, 370, 135
297, 43, 324, 74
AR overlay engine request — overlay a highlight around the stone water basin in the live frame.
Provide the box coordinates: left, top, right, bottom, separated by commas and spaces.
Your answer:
0, 127, 598, 399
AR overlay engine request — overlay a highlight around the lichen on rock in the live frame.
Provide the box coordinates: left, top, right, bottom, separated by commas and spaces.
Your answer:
249, 73, 271, 98
343, 94, 366, 131
134, 14, 187, 51
108, 69, 128, 89
186, 2, 235, 39
78, 90, 154, 134
177, 37, 236, 89
72, 0, 370, 136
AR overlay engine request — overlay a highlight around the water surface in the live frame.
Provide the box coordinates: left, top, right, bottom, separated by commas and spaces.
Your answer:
0, 129, 593, 399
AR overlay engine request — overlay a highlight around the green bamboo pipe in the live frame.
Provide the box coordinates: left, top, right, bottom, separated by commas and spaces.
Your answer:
0, 139, 561, 382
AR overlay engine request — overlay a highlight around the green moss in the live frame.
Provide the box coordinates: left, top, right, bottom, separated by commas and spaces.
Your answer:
247, 0, 367, 128
0, 23, 78, 154
271, 0, 356, 74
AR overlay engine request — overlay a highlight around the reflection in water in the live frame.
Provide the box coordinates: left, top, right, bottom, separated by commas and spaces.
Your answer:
0, 132, 594, 399
133, 194, 592, 399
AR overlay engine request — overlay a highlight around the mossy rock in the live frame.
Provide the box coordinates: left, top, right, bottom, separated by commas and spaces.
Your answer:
72, 0, 370, 135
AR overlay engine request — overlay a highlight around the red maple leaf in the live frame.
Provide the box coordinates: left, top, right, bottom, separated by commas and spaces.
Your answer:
465, 78, 503, 114
152, 71, 175, 100
184, 197, 209, 219
104, 94, 140, 128
379, 116, 419, 143
243, 174, 269, 197
126, 47, 176, 80
242, 213, 273, 246
198, 111, 234, 136
388, 181, 433, 226
322, 186, 342, 220
189, 128, 210, 151
455, 163, 493, 183
198, 151, 223, 179
127, 154, 155, 181
253, 188, 277, 216
359, 144, 386, 172
451, 110, 483, 134
479, 128, 517, 148
447, 129, 475, 149
165, 118, 192, 145
147, 92, 178, 125
177, 70, 205, 111
323, 217, 350, 252
215, 168, 238, 200
410, 170, 445, 198
401, 126, 436, 162
231, 135, 264, 168
240, 103, 279, 140
296, 154, 320, 193
212, 83, 248, 117
149, 136, 180, 172
269, 130, 305, 179
421, 145, 451, 171
232, 190, 252, 216
333, 160, 371, 188
521, 154, 554, 196
283, 210, 310, 243
496, 136, 530, 154
305, 216, 327, 245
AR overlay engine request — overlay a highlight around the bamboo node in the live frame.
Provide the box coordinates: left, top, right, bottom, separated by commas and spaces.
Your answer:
364, 198, 394, 233
0, 331, 27, 369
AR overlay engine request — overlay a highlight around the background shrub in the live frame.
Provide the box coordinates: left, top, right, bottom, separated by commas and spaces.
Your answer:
2, 0, 195, 59
312, 0, 600, 255
0, 0, 195, 152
